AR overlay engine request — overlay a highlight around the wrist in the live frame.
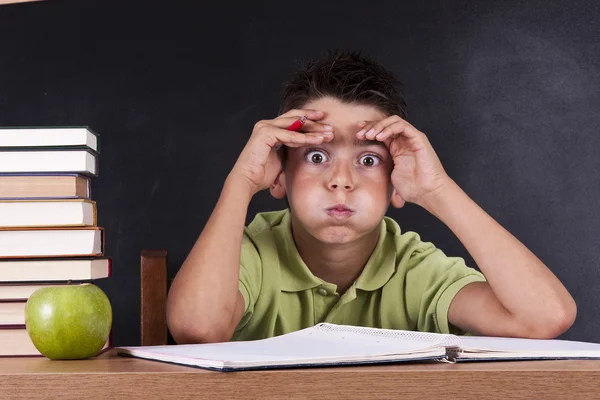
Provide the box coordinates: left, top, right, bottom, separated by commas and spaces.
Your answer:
223, 172, 256, 203
419, 177, 463, 218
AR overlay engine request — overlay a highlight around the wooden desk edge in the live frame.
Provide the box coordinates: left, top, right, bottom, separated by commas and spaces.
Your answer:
1, 350, 600, 400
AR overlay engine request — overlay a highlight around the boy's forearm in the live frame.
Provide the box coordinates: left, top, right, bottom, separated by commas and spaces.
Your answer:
167, 173, 253, 343
421, 179, 576, 334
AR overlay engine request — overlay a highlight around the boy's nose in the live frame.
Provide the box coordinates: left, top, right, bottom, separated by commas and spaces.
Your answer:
329, 182, 353, 190
326, 163, 355, 191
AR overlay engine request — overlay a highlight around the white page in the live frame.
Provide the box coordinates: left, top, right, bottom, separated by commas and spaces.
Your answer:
314, 323, 462, 347
0, 229, 101, 257
0, 151, 96, 175
0, 128, 97, 151
459, 335, 600, 353
124, 326, 448, 365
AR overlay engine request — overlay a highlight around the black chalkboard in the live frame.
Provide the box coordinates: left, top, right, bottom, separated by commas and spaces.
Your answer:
1, 0, 598, 346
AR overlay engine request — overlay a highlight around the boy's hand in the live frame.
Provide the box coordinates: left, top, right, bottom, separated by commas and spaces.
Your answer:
356, 116, 450, 208
231, 109, 334, 195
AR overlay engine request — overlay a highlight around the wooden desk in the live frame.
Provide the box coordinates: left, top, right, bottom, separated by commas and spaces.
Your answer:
1, 349, 599, 399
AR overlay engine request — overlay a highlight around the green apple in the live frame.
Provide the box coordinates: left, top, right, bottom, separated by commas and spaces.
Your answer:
25, 283, 112, 360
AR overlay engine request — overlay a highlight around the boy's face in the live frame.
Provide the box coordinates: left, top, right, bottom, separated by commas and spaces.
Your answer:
272, 97, 394, 244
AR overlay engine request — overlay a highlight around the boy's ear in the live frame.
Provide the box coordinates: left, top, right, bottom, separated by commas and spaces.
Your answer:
390, 189, 406, 208
269, 170, 287, 199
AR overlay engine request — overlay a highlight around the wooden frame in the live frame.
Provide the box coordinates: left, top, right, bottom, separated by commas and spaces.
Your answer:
140, 249, 168, 346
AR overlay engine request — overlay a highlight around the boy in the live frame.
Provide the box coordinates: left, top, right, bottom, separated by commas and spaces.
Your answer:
167, 50, 576, 344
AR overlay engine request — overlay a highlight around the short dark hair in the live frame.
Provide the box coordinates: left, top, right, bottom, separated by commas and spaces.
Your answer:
279, 50, 407, 119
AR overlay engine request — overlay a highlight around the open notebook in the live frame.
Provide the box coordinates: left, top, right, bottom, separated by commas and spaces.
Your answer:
116, 323, 600, 372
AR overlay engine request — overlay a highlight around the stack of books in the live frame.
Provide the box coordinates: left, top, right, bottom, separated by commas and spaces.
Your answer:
0, 127, 111, 357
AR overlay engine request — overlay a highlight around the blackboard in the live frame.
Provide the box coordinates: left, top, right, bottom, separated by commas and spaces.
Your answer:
1, 0, 598, 346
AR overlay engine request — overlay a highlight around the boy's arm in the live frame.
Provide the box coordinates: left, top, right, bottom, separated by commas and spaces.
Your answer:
358, 115, 576, 339
167, 109, 333, 344
166, 175, 252, 344
425, 179, 577, 338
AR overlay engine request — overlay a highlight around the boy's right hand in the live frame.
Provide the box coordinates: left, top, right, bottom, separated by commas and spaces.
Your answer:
230, 109, 334, 195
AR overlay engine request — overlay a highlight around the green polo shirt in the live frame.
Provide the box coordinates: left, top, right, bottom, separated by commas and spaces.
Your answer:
234, 209, 486, 341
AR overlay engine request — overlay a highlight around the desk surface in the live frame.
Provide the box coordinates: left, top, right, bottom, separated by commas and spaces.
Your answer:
1, 349, 600, 400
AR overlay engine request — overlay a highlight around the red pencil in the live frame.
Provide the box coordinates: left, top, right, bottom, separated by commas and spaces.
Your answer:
287, 116, 307, 131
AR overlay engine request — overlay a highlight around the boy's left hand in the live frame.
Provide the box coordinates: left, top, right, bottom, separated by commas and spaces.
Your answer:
357, 116, 450, 208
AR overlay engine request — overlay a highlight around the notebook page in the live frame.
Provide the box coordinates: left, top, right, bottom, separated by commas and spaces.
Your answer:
314, 323, 463, 347
458, 336, 600, 354
122, 325, 448, 367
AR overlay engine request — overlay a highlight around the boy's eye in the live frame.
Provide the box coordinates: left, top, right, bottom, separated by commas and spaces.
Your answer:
359, 155, 381, 167
305, 150, 328, 164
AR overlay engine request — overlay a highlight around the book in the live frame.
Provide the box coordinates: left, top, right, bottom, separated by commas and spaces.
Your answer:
0, 227, 103, 258
0, 258, 110, 282
0, 283, 72, 301
0, 301, 26, 326
0, 199, 96, 227
0, 327, 111, 357
0, 174, 90, 199
116, 323, 600, 372
0, 127, 99, 153
0, 283, 109, 324
0, 149, 98, 177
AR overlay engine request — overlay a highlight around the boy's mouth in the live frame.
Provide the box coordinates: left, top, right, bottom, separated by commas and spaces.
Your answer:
325, 204, 355, 218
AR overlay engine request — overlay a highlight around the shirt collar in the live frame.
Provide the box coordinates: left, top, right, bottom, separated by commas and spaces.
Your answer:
275, 210, 396, 293
275, 210, 324, 292
354, 219, 396, 291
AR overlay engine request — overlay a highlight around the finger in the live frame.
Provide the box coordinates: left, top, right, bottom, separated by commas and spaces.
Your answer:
364, 116, 403, 140
358, 122, 383, 140
268, 116, 333, 132
375, 120, 423, 142
270, 129, 327, 149
287, 130, 336, 145
301, 120, 334, 133
254, 121, 332, 151
356, 122, 376, 139
374, 122, 404, 141
298, 131, 334, 141
277, 109, 326, 121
